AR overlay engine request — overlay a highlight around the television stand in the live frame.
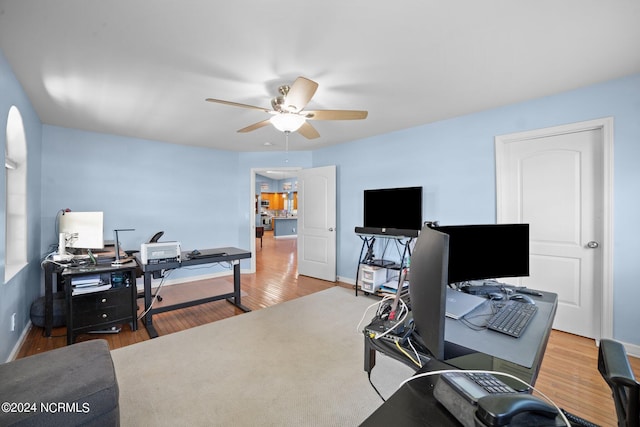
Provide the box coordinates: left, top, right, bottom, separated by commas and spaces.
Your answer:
365, 259, 396, 268
354, 228, 414, 296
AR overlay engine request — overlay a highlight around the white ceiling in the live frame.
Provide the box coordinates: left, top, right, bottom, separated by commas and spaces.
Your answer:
1, 1, 639, 152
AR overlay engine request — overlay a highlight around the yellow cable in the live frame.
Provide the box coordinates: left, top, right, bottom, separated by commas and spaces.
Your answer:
395, 339, 421, 367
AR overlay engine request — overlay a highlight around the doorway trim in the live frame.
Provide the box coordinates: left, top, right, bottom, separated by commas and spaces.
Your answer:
495, 117, 614, 341
249, 167, 302, 273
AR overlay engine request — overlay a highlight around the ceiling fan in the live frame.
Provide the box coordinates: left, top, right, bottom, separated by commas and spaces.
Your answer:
205, 76, 368, 139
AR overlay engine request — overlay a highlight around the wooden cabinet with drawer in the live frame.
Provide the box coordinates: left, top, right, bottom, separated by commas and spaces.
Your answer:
63, 264, 138, 345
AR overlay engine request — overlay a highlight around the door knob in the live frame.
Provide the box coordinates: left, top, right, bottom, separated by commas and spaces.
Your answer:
587, 241, 599, 249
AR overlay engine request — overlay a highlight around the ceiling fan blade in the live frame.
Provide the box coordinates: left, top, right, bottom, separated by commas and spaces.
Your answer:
304, 109, 368, 120
206, 98, 271, 113
298, 121, 320, 139
285, 77, 319, 113
238, 119, 271, 133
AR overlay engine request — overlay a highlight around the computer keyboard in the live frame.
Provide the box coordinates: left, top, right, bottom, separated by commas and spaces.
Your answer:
188, 251, 227, 260
487, 300, 538, 338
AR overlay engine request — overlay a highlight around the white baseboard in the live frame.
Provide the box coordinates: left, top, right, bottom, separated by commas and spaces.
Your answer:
7, 320, 33, 362
337, 275, 356, 286
622, 341, 640, 359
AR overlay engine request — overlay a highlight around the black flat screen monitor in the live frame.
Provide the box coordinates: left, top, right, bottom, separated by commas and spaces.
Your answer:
409, 225, 450, 360
363, 186, 422, 232
434, 224, 530, 284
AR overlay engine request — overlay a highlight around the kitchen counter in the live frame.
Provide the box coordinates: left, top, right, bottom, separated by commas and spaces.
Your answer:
273, 217, 297, 238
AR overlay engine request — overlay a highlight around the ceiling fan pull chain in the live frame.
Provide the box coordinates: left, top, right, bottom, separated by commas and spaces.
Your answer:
285, 130, 290, 163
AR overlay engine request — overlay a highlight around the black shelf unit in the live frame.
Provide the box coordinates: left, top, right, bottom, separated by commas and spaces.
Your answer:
354, 228, 414, 296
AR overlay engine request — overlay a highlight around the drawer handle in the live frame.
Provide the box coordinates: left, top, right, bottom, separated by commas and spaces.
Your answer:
101, 313, 108, 319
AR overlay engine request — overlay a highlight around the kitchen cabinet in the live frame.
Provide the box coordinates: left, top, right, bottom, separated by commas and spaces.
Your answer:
261, 193, 281, 210
261, 192, 297, 211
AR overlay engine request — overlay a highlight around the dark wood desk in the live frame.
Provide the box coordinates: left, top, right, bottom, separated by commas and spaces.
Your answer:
62, 263, 138, 344
360, 358, 567, 426
135, 247, 251, 338
41, 245, 125, 337
42, 261, 64, 337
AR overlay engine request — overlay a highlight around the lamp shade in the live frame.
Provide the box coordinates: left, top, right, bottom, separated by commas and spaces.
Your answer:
270, 114, 306, 132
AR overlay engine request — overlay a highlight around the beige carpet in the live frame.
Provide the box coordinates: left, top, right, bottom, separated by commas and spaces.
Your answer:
111, 286, 415, 426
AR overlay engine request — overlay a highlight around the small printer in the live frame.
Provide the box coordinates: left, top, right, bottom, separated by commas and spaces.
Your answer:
140, 241, 181, 265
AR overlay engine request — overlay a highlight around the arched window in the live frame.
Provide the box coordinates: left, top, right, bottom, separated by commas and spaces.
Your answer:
5, 106, 27, 282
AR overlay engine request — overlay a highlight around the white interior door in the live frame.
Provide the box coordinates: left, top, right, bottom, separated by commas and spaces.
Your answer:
297, 165, 337, 282
496, 119, 613, 339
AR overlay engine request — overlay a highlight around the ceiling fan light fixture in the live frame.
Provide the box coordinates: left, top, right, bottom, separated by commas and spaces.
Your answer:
270, 113, 306, 132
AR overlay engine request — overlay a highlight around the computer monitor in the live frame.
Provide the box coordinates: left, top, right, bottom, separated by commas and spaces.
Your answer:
434, 224, 530, 284
408, 225, 450, 361
363, 186, 423, 233
58, 211, 105, 250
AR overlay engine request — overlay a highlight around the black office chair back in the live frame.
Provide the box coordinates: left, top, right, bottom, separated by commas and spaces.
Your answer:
598, 339, 640, 427
149, 231, 164, 243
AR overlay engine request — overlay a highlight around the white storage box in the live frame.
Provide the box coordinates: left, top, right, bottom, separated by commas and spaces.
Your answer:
359, 265, 388, 292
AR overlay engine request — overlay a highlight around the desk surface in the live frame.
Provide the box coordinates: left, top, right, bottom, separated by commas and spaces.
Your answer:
360, 359, 567, 427
61, 262, 137, 276
361, 359, 462, 426
137, 247, 251, 272
446, 290, 557, 369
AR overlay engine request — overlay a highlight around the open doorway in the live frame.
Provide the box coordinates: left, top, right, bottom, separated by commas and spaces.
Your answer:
249, 167, 301, 273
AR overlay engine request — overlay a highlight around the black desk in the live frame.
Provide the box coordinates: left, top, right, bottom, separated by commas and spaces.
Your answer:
360, 358, 567, 426
362, 290, 561, 426
135, 247, 251, 339
42, 261, 64, 337
41, 257, 123, 337
62, 263, 138, 344
361, 358, 467, 426
365, 290, 558, 387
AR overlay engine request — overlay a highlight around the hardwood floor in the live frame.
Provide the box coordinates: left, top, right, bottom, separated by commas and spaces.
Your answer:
17, 231, 639, 426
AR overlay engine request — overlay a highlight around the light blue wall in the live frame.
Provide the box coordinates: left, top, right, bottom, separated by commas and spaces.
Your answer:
313, 73, 640, 346
0, 50, 43, 361
40, 128, 313, 282
41, 126, 247, 281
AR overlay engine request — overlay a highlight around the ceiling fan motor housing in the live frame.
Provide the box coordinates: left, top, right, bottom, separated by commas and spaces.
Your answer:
271, 95, 286, 112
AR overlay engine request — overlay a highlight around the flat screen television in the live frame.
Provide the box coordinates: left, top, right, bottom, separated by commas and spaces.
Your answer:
434, 224, 530, 284
362, 186, 422, 234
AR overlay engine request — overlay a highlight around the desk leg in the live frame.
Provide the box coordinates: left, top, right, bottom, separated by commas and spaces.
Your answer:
129, 272, 138, 332
65, 281, 73, 345
142, 272, 159, 339
44, 263, 54, 337
225, 261, 251, 313
364, 337, 377, 373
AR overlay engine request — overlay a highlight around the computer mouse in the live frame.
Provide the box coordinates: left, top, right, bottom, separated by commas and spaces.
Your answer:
190, 249, 201, 256
488, 292, 505, 301
509, 294, 535, 304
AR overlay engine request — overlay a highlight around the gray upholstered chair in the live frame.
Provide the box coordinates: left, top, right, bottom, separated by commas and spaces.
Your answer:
0, 340, 119, 426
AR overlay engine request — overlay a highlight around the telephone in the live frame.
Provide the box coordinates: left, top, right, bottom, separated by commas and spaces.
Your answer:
433, 371, 560, 426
